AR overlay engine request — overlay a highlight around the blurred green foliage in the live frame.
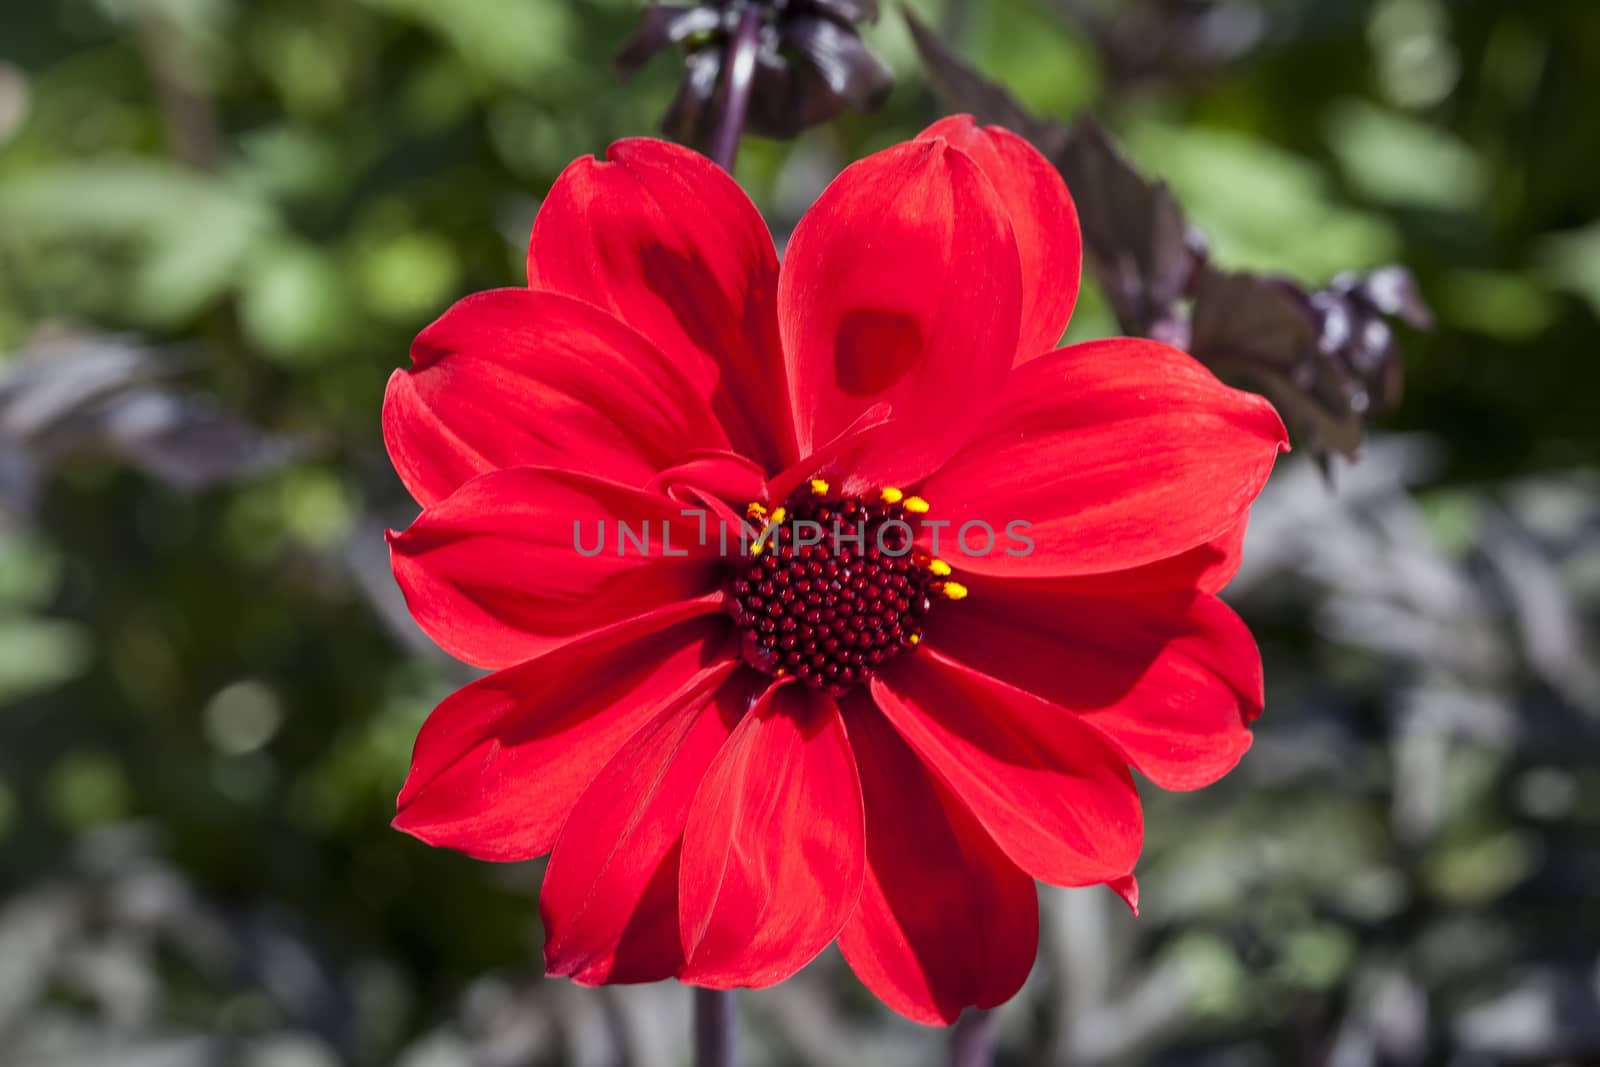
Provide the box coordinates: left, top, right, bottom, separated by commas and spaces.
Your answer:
1, 0, 1598, 1064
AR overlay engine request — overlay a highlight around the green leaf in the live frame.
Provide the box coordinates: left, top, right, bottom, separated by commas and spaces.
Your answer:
0, 618, 90, 701
1325, 97, 1488, 211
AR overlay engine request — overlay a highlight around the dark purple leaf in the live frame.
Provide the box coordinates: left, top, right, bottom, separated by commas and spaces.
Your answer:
0, 443, 39, 522
1191, 267, 1321, 373
781, 15, 892, 110
95, 389, 308, 491
615, 5, 725, 77
737, 15, 892, 139
0, 334, 170, 437
744, 49, 834, 141
904, 8, 1065, 152
902, 11, 1431, 468
811, 0, 880, 22
662, 46, 723, 147
1190, 265, 1429, 460
0, 331, 309, 495
1190, 267, 1366, 458
906, 13, 1198, 334
625, 0, 892, 149
1356, 265, 1435, 329
1057, 117, 1199, 334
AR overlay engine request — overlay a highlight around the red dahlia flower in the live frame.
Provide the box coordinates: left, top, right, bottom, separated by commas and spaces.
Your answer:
384, 115, 1287, 1024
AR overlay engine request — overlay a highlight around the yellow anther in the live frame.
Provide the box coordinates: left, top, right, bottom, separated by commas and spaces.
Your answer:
770, 506, 787, 525
938, 581, 969, 601
751, 541, 765, 556
880, 487, 905, 505
809, 478, 830, 495
927, 558, 952, 577
746, 502, 768, 521
908, 633, 922, 646
903, 495, 931, 514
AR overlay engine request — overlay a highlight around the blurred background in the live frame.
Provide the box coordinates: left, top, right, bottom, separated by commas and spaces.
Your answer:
2, 0, 1598, 1064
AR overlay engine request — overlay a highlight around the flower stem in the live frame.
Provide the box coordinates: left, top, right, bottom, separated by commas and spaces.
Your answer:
694, 987, 738, 1067
708, 2, 763, 173
950, 1007, 996, 1067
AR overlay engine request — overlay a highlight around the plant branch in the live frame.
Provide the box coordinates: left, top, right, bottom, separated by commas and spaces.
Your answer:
695, 987, 738, 1067
708, 2, 763, 172
951, 1007, 996, 1067
133, 8, 222, 171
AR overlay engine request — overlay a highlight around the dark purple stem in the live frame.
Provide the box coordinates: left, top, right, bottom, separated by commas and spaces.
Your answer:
695, 987, 737, 1067
950, 1007, 996, 1067
708, 2, 763, 173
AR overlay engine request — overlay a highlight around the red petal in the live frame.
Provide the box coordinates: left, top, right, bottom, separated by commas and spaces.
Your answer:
1069, 517, 1249, 596
393, 608, 733, 861
919, 338, 1287, 578
384, 289, 729, 508
871, 650, 1141, 887
541, 672, 756, 985
924, 581, 1262, 791
527, 138, 795, 473
764, 403, 939, 504
918, 115, 1081, 363
388, 467, 723, 669
648, 450, 769, 506
764, 407, 957, 507
1109, 874, 1140, 916
779, 139, 1022, 469
837, 694, 1038, 1025
1027, 518, 1249, 599
679, 682, 865, 988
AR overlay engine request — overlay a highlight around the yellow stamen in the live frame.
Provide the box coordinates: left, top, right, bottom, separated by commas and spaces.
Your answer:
880, 487, 904, 505
908, 633, 921, 646
903, 495, 931, 514
809, 478, 830, 495
927, 558, 952, 577
746, 502, 768, 521
749, 505, 785, 558
938, 581, 969, 601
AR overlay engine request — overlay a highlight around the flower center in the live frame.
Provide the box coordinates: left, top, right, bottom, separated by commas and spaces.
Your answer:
728, 482, 965, 693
